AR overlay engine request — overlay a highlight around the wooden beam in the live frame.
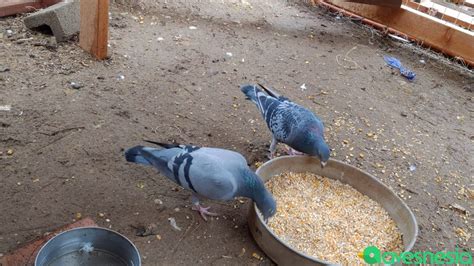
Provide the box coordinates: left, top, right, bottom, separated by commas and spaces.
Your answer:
0, 0, 41, 17
322, 0, 474, 66
79, 0, 109, 60
40, 0, 62, 7
0, 0, 62, 17
0, 0, 38, 8
343, 0, 401, 8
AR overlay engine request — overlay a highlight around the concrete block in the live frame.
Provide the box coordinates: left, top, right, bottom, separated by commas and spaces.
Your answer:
24, 0, 80, 42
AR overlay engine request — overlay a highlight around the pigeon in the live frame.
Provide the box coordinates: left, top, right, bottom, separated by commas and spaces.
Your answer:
125, 141, 276, 221
241, 83, 330, 167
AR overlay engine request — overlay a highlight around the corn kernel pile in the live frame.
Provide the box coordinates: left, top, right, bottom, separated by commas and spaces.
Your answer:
266, 172, 403, 265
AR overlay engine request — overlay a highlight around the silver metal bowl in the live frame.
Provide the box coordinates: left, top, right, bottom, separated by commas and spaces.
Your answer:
35, 227, 141, 266
248, 156, 418, 266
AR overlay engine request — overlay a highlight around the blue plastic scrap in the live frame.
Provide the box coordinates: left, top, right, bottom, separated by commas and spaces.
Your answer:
383, 55, 416, 81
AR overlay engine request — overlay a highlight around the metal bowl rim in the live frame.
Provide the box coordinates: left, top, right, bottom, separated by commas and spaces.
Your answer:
253, 155, 418, 263
34, 226, 141, 266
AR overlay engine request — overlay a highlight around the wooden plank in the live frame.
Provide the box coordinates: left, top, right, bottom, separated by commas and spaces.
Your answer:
40, 0, 63, 7
79, 0, 109, 60
343, 0, 401, 8
0, 0, 38, 8
0, 0, 61, 17
323, 0, 474, 66
0, 1, 41, 17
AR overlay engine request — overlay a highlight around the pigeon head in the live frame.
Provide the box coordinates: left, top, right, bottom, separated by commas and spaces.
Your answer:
314, 140, 330, 167
241, 169, 277, 220
255, 189, 277, 221
295, 127, 330, 167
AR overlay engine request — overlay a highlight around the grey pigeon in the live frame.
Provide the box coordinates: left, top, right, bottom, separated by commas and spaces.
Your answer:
241, 83, 330, 167
125, 141, 276, 220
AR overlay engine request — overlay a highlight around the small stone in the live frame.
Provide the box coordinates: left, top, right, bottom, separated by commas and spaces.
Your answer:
156, 234, 162, 240
0, 66, 10, 73
98, 212, 105, 217
154, 199, 163, 205
6, 149, 14, 155
400, 111, 408, 117
75, 212, 82, 219
70, 82, 83, 90
252, 252, 262, 260
105, 218, 111, 223
137, 182, 145, 189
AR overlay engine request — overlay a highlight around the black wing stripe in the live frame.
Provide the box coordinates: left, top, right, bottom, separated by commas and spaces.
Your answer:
183, 156, 196, 192
172, 155, 184, 186
172, 153, 197, 192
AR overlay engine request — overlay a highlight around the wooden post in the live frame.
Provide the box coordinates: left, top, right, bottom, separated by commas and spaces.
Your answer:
79, 0, 109, 59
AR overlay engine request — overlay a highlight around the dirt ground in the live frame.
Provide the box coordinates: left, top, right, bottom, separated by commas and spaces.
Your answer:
1, 0, 473, 265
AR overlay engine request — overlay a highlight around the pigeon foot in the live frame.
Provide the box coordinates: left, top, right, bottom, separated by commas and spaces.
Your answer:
285, 146, 304, 156
192, 204, 218, 221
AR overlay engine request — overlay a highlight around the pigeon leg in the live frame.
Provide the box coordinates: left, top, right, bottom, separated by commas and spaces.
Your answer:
285, 145, 304, 156
191, 194, 218, 221
268, 137, 278, 159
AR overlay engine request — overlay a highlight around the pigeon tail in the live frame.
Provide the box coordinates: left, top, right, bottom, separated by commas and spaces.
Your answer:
135, 147, 170, 172
143, 140, 179, 149
240, 84, 260, 103
257, 83, 280, 98
125, 146, 151, 165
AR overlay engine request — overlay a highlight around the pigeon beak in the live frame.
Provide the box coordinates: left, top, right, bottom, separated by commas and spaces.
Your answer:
320, 161, 327, 168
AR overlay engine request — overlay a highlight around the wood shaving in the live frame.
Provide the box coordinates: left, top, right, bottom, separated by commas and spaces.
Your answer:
266, 172, 403, 265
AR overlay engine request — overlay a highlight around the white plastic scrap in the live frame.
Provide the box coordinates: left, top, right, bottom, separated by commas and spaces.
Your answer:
300, 83, 307, 91
0, 105, 11, 111
79, 242, 94, 253
226, 52, 233, 57
189, 26, 197, 30
168, 217, 182, 231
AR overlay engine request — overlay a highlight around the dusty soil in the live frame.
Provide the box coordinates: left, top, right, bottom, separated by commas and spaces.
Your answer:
1, 0, 473, 265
